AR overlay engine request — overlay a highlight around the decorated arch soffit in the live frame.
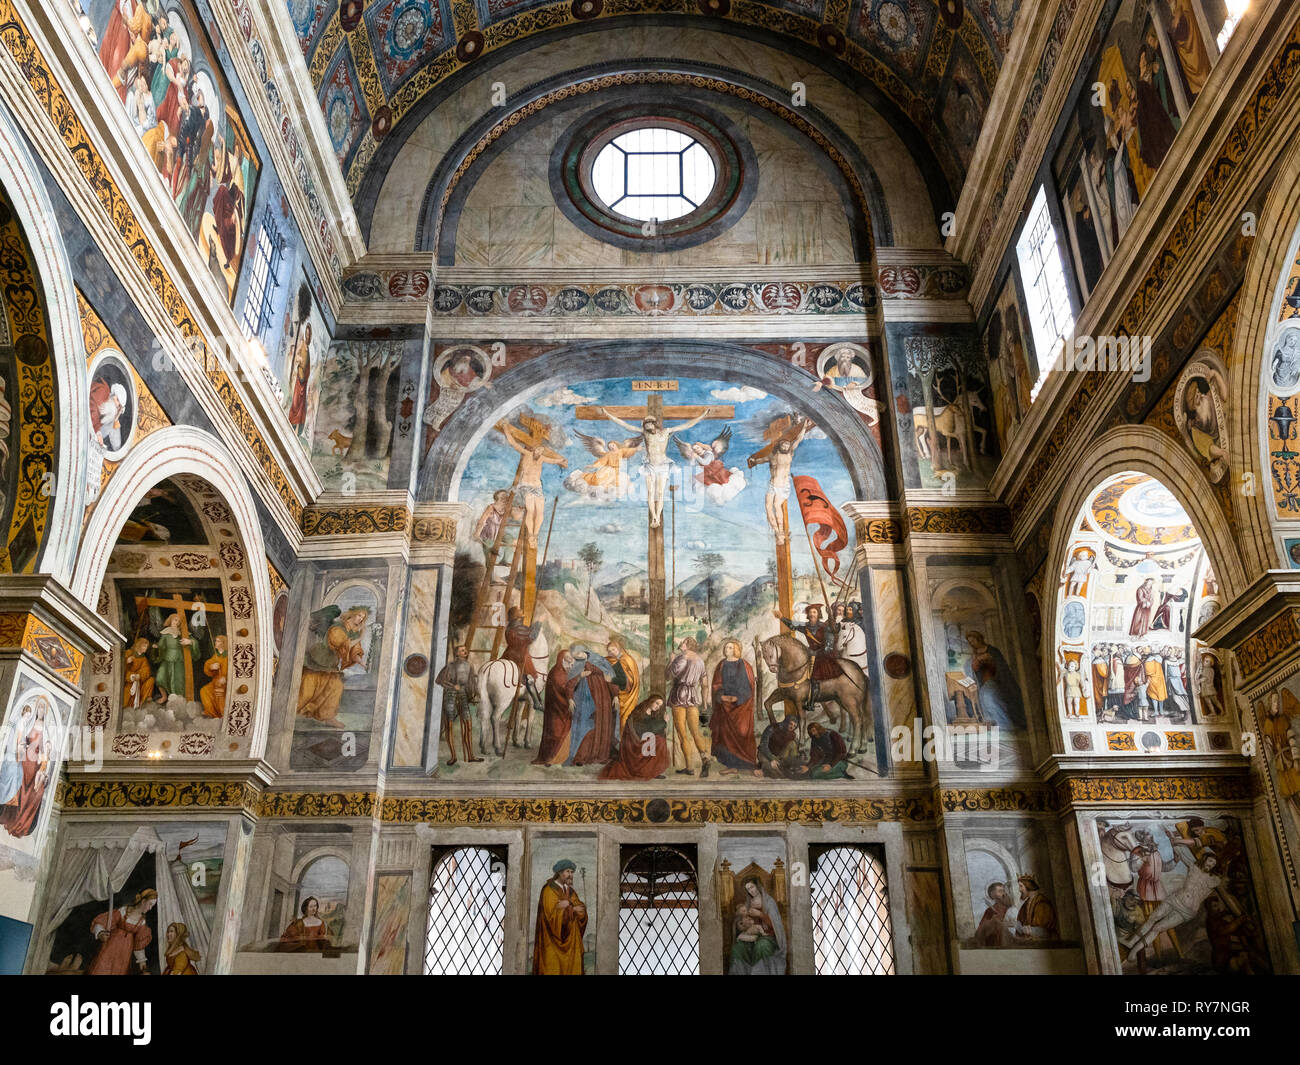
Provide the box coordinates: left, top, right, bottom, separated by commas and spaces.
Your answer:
0, 187, 55, 575
289, 0, 1022, 205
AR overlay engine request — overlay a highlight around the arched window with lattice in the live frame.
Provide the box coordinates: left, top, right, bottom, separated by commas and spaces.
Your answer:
618, 844, 699, 975
423, 845, 506, 975
810, 844, 896, 975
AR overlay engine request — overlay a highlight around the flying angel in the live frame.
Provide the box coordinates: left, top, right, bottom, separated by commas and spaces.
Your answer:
675, 425, 747, 506
564, 429, 643, 500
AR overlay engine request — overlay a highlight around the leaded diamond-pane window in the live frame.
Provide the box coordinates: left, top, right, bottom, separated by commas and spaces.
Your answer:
423, 845, 506, 975
810, 845, 896, 975
618, 845, 700, 975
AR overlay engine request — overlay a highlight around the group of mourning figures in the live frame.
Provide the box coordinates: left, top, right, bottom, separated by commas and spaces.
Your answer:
436, 602, 870, 779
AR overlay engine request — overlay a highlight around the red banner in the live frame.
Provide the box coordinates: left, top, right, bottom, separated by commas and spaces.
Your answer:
792, 475, 848, 580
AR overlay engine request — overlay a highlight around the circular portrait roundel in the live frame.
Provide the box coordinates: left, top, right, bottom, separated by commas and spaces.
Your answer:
813, 342, 880, 424
87, 349, 138, 462
1172, 351, 1229, 484
1267, 318, 1300, 399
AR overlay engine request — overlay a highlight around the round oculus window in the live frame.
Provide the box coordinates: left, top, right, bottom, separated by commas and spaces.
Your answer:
552, 103, 757, 252
588, 126, 718, 222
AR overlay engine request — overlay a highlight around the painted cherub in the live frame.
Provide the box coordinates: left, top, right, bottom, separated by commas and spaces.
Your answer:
675, 424, 746, 506
565, 430, 642, 500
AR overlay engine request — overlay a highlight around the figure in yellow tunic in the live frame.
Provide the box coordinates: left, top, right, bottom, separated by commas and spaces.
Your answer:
565, 430, 641, 501
163, 922, 201, 975
533, 859, 587, 975
297, 606, 369, 728
607, 636, 641, 728
123, 637, 155, 709
199, 635, 229, 719
1143, 653, 1168, 715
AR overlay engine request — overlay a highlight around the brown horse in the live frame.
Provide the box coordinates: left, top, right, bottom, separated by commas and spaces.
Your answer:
759, 634, 872, 755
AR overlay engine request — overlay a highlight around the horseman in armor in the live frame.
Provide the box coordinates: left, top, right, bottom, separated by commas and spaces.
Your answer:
772, 604, 843, 681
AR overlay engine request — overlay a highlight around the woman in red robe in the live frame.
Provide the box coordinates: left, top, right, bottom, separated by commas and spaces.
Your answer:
599, 698, 669, 780
710, 640, 757, 773
0, 698, 52, 839
89, 888, 157, 975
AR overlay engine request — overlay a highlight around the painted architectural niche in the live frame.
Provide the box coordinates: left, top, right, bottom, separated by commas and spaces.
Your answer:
440, 373, 877, 782
90, 475, 258, 758
929, 572, 1031, 769
235, 823, 361, 974
718, 836, 790, 975
0, 680, 73, 912
1054, 472, 1229, 755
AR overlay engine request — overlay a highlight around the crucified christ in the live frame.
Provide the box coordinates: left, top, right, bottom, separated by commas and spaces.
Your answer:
595, 405, 717, 528
497, 419, 567, 547
747, 415, 812, 546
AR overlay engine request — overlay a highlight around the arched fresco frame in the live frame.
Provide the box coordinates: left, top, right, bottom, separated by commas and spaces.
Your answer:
1041, 426, 1249, 755
418, 340, 890, 504
0, 98, 89, 582
71, 426, 276, 759
1233, 133, 1300, 570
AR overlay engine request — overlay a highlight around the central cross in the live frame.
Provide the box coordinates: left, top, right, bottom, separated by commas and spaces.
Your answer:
133, 593, 224, 702
575, 387, 733, 690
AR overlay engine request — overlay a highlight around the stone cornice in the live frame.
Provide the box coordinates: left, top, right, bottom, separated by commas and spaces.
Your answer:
0, 575, 120, 653
1194, 571, 1300, 693
1036, 756, 1255, 810
1, 0, 321, 543
340, 256, 972, 330
51, 774, 1260, 822
296, 496, 463, 562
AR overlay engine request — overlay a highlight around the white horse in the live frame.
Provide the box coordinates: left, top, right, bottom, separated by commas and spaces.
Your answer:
834, 620, 871, 673
476, 630, 550, 756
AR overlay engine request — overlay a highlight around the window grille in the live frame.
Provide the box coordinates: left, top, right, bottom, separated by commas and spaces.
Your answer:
810, 844, 896, 975
1015, 185, 1075, 399
618, 844, 700, 975
423, 845, 506, 975
240, 203, 285, 340
590, 126, 716, 222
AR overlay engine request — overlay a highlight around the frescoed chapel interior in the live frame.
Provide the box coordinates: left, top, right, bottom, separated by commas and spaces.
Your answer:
1, 0, 1300, 976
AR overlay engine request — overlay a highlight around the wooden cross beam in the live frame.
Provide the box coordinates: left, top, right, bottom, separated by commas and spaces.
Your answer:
574, 389, 733, 696
134, 593, 224, 702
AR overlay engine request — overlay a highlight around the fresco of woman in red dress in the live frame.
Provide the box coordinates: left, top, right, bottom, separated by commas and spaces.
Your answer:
0, 695, 55, 840
88, 888, 157, 975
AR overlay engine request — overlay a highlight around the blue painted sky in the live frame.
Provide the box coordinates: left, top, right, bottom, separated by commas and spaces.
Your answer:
458, 376, 856, 584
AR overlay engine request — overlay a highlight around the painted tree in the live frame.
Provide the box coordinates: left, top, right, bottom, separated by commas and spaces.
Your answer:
578, 542, 603, 616
693, 551, 725, 628
346, 341, 404, 460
